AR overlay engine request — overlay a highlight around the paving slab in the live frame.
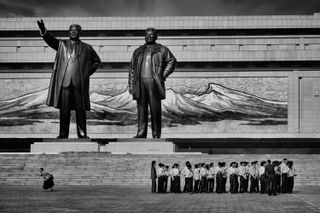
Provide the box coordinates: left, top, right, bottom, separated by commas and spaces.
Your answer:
0, 185, 320, 213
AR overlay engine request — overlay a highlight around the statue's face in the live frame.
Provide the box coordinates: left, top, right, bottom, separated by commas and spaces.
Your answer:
69, 25, 81, 40
145, 30, 157, 44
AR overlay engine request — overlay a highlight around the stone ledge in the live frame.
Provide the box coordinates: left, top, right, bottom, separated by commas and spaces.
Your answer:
42, 138, 92, 143
102, 141, 176, 154
30, 142, 99, 154
116, 138, 168, 143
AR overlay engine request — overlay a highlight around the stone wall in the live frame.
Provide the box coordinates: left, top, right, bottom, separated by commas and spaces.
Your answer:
0, 153, 318, 186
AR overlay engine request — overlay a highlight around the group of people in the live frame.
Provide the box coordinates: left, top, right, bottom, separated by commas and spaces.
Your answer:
151, 158, 297, 196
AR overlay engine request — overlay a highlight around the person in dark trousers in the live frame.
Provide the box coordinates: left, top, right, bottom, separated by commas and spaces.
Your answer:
199, 163, 207, 193
244, 162, 250, 192
151, 160, 157, 193
222, 162, 228, 193
274, 161, 281, 193
259, 161, 267, 194
157, 163, 165, 193
38, 168, 54, 191
182, 161, 193, 193
193, 164, 200, 193
229, 162, 239, 193
280, 158, 289, 193
163, 165, 169, 192
170, 165, 175, 193
204, 164, 210, 193
239, 161, 249, 193
265, 160, 277, 196
36, 20, 101, 138
171, 163, 181, 193
286, 161, 297, 193
216, 162, 224, 194
129, 27, 177, 138
249, 161, 259, 193
207, 163, 215, 193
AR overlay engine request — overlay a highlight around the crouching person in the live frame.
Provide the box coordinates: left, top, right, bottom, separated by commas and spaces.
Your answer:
38, 168, 54, 192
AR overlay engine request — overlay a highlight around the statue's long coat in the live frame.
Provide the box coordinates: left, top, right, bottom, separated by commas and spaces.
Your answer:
42, 33, 101, 110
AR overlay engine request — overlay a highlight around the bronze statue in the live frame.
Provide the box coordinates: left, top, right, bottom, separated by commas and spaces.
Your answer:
129, 28, 177, 138
37, 20, 101, 138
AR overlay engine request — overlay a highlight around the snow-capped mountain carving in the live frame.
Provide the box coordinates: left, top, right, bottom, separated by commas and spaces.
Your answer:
0, 83, 287, 126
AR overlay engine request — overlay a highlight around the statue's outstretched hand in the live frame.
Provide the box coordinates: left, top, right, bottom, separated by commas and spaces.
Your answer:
37, 19, 46, 35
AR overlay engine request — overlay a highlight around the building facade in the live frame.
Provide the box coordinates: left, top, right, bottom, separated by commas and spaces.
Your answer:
0, 14, 319, 138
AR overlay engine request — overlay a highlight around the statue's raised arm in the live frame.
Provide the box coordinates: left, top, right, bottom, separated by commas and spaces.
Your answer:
36, 19, 59, 51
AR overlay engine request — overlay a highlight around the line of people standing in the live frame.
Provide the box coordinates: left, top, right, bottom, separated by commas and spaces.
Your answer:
151, 158, 296, 196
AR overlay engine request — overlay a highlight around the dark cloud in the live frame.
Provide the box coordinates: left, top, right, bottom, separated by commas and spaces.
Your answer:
0, 1, 36, 17
219, 0, 320, 15
0, 0, 319, 17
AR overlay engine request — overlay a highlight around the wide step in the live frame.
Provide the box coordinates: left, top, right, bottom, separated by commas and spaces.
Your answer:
0, 153, 319, 185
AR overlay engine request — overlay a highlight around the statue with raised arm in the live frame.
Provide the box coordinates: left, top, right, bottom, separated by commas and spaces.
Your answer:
129, 28, 177, 138
37, 20, 101, 138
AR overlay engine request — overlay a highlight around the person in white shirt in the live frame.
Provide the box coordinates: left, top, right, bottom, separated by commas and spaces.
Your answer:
169, 165, 175, 193
215, 162, 224, 194
274, 161, 281, 193
244, 162, 250, 192
222, 162, 228, 193
228, 162, 239, 193
182, 161, 193, 193
239, 161, 249, 193
193, 164, 201, 193
163, 165, 170, 193
280, 158, 289, 193
199, 163, 208, 193
157, 163, 165, 193
259, 161, 266, 194
207, 163, 215, 193
249, 161, 259, 193
286, 161, 297, 193
172, 163, 181, 193
38, 168, 54, 192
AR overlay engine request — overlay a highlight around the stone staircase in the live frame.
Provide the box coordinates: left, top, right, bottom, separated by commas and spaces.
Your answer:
0, 153, 319, 185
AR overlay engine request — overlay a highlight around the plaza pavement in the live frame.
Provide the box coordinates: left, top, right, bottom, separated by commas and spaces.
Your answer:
0, 185, 320, 213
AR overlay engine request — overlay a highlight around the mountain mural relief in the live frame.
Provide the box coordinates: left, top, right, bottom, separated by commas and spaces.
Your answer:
0, 83, 287, 128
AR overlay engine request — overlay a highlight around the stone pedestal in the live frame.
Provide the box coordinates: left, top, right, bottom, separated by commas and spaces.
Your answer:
31, 139, 99, 154
31, 138, 176, 154
101, 138, 176, 154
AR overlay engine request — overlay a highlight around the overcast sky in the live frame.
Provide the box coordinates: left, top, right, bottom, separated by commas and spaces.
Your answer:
0, 0, 319, 17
